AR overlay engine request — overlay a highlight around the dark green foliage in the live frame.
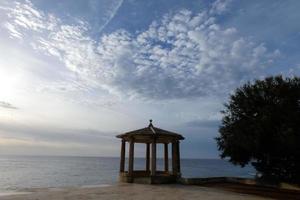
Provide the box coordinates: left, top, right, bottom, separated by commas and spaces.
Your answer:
216, 76, 300, 183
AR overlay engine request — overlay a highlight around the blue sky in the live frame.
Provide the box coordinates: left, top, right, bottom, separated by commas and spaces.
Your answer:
0, 0, 299, 158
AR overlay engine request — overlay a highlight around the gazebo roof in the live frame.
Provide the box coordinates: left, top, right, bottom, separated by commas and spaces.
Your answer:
116, 120, 184, 143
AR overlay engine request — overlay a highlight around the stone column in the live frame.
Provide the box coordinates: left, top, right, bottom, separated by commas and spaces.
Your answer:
119, 139, 126, 172
151, 141, 156, 176
146, 143, 150, 172
128, 139, 134, 178
172, 141, 178, 176
164, 143, 169, 173
177, 141, 181, 175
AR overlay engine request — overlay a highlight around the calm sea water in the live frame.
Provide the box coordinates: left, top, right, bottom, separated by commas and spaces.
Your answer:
0, 156, 255, 192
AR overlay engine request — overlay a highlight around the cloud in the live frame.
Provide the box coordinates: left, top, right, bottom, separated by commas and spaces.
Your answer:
210, 0, 232, 15
0, 121, 115, 145
0, 101, 17, 109
3, 0, 280, 100
3, 22, 22, 39
3, 1, 59, 38
0, 122, 120, 156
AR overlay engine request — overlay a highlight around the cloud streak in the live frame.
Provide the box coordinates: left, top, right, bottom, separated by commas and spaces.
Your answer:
0, 121, 116, 145
90, 0, 124, 33
0, 101, 17, 109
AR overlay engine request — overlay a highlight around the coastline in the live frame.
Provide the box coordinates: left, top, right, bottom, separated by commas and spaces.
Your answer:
0, 191, 31, 197
1, 176, 300, 200
0, 183, 276, 200
0, 184, 112, 198
1, 181, 300, 200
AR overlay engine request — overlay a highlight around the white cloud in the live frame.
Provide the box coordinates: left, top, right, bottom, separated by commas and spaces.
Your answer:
3, 0, 59, 36
210, 0, 232, 15
3, 0, 280, 100
3, 22, 22, 39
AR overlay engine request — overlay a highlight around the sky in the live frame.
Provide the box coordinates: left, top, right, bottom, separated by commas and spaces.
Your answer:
0, 0, 299, 158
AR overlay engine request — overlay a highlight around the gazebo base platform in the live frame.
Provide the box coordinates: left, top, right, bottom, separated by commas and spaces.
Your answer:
120, 171, 179, 184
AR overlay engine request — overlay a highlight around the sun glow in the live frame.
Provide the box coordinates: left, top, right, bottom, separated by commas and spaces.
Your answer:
0, 66, 21, 100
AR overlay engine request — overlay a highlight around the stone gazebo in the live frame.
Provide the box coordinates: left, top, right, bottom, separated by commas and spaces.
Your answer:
116, 120, 184, 184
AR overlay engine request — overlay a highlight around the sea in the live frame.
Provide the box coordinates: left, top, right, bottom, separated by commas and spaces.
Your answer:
0, 156, 255, 193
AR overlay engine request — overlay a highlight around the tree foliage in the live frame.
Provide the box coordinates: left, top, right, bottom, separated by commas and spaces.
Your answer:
216, 76, 300, 183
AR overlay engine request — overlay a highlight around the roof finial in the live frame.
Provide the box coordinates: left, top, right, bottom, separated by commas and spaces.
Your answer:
148, 119, 153, 127
148, 119, 156, 133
